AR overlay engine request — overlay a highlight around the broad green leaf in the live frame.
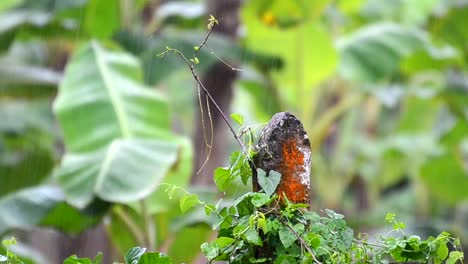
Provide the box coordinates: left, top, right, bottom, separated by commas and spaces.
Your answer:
420, 118, 468, 205
200, 242, 218, 261
275, 255, 296, 264
0, 59, 62, 87
0, 10, 52, 51
337, 23, 425, 82
244, 228, 262, 246
168, 225, 212, 263
0, 101, 55, 195
215, 237, 235, 248
257, 169, 281, 196
397, 96, 440, 133
251, 193, 271, 207
436, 243, 449, 260
55, 139, 178, 208
229, 151, 252, 186
180, 193, 199, 213
293, 223, 305, 234
446, 251, 464, 264
0, 149, 54, 196
54, 41, 172, 153
138, 253, 172, 264
0, 99, 55, 134
337, 0, 365, 14
143, 138, 193, 214
214, 167, 231, 191
279, 227, 296, 248
155, 1, 204, 20
401, 46, 460, 74
0, 185, 64, 235
363, 0, 441, 25
0, 9, 80, 51
430, 5, 468, 52
64, 252, 103, 264
201, 232, 237, 261
325, 209, 345, 219
420, 152, 468, 204
53, 41, 180, 207
0, 39, 61, 98
63, 255, 93, 264
40, 201, 105, 234
125, 247, 146, 264
234, 193, 255, 216
0, 0, 22, 11
21, 0, 87, 12
230, 113, 244, 126
84, 0, 120, 38
305, 233, 321, 248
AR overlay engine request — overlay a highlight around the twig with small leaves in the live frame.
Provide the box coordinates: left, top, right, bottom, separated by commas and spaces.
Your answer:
279, 216, 322, 264
157, 15, 245, 151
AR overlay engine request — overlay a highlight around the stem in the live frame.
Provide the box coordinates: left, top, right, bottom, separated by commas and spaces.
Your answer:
279, 218, 322, 264
112, 206, 145, 246
140, 199, 156, 251
119, 0, 133, 29
159, 23, 246, 151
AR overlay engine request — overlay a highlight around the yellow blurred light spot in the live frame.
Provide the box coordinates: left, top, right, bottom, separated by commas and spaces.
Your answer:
261, 11, 277, 26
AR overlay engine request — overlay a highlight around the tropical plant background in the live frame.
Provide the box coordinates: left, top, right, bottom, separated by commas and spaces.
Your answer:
0, 0, 467, 263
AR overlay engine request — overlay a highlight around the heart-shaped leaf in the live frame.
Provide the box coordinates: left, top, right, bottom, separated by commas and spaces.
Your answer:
257, 169, 281, 197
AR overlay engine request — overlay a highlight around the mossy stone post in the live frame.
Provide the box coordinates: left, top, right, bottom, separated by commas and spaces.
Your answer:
253, 112, 311, 205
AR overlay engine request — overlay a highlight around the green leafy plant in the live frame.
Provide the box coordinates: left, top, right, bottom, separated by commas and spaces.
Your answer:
199, 161, 465, 263
0, 237, 23, 264
155, 17, 465, 263
62, 247, 173, 264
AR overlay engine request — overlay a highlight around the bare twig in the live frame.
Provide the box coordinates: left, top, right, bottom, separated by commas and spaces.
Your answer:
195, 83, 214, 175
158, 22, 246, 151
206, 46, 243, 72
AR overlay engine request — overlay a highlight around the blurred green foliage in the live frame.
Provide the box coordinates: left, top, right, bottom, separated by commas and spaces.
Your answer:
0, 0, 467, 263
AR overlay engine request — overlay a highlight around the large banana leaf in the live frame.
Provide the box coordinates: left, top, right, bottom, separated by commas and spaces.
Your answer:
56, 139, 178, 208
54, 41, 180, 208
420, 119, 468, 204
0, 185, 64, 235
54, 41, 172, 153
337, 23, 426, 82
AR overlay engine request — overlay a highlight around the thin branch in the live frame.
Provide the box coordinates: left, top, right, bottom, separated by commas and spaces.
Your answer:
195, 83, 214, 175
158, 23, 246, 151
206, 46, 243, 72
194, 27, 214, 59
280, 218, 322, 264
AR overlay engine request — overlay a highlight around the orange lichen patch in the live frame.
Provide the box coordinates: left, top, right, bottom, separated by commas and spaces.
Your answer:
275, 138, 309, 204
